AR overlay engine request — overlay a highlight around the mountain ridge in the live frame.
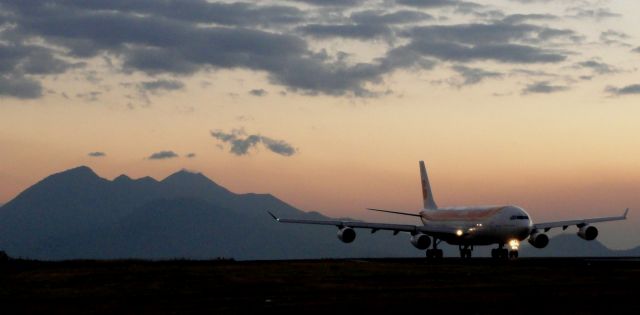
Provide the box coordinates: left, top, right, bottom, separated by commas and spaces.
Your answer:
0, 166, 421, 260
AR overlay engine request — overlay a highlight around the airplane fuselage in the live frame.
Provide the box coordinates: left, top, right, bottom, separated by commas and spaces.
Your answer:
420, 205, 532, 246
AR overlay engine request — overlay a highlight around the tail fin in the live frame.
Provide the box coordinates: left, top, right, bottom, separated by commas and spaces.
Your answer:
419, 161, 438, 210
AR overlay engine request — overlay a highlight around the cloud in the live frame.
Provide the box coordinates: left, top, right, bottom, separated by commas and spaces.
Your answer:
5, 1, 382, 96
0, 0, 611, 99
249, 89, 268, 97
147, 150, 179, 160
76, 91, 101, 102
574, 60, 618, 75
599, 30, 631, 47
350, 10, 433, 25
185, 153, 196, 158
390, 22, 574, 65
522, 81, 569, 94
395, 0, 468, 8
260, 137, 297, 156
139, 79, 184, 92
605, 84, 640, 96
210, 129, 297, 156
88, 152, 106, 157
502, 14, 557, 24
632, 47, 640, 54
289, 0, 364, 6
451, 65, 502, 86
567, 7, 620, 20
297, 23, 393, 40
0, 75, 42, 99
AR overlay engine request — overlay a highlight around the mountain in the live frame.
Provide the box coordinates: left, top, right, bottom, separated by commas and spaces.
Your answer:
0, 166, 420, 260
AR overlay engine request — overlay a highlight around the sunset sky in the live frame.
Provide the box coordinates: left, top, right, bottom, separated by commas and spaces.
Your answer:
1, 0, 639, 249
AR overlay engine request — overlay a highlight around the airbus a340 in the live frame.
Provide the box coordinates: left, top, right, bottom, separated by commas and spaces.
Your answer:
269, 161, 628, 259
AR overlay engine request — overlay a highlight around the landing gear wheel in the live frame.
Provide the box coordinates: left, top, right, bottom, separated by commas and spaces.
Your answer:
459, 248, 472, 259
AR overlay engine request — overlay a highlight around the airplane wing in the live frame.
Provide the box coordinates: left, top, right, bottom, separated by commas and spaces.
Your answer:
267, 211, 463, 237
533, 208, 629, 232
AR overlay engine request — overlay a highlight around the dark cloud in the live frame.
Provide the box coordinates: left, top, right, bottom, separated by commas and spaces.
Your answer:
88, 152, 106, 157
185, 153, 196, 158
522, 81, 569, 94
403, 23, 576, 46
350, 10, 433, 25
389, 22, 573, 65
260, 137, 297, 156
574, 60, 618, 75
393, 41, 565, 64
139, 79, 185, 92
249, 89, 268, 97
46, 1, 305, 28
5, 1, 386, 97
0, 42, 81, 75
210, 129, 297, 157
147, 150, 179, 160
633, 47, 640, 54
605, 84, 640, 96
451, 65, 502, 86
0, 0, 607, 99
502, 14, 557, 24
0, 75, 42, 99
298, 24, 393, 40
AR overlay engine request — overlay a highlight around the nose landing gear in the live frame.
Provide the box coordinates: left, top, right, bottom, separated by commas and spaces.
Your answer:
459, 245, 472, 259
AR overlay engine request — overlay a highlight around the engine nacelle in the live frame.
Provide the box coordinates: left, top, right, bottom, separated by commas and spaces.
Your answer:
577, 225, 598, 241
528, 232, 549, 249
337, 227, 356, 243
410, 233, 431, 250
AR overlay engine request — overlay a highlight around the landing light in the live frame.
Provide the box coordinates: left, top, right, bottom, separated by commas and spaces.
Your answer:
509, 239, 520, 251
456, 229, 463, 236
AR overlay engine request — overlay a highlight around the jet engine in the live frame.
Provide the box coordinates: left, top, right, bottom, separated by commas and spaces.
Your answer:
337, 227, 356, 243
528, 232, 549, 248
577, 225, 598, 241
410, 233, 431, 250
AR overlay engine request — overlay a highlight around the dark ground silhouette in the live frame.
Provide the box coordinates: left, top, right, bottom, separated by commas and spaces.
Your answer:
1, 257, 639, 314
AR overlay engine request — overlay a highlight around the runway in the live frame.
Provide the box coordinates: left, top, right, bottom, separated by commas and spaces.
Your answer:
2, 257, 639, 314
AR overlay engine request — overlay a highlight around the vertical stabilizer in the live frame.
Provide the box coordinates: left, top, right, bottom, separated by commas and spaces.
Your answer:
419, 161, 438, 210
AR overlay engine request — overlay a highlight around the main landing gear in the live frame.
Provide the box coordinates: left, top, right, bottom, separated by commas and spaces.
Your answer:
459, 245, 472, 259
426, 238, 443, 259
491, 243, 518, 260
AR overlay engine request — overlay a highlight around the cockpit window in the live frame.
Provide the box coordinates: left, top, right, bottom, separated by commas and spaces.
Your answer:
510, 215, 529, 220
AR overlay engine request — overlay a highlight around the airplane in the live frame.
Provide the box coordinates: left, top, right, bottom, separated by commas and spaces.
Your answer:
269, 161, 629, 259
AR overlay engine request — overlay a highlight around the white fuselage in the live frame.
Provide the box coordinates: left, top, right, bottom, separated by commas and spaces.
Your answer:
420, 205, 533, 245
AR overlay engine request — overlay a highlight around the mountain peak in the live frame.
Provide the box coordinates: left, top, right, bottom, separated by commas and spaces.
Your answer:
113, 174, 132, 183
162, 169, 210, 184
53, 165, 100, 180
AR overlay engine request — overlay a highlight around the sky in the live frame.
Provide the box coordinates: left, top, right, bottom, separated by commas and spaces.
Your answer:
1, 0, 639, 249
